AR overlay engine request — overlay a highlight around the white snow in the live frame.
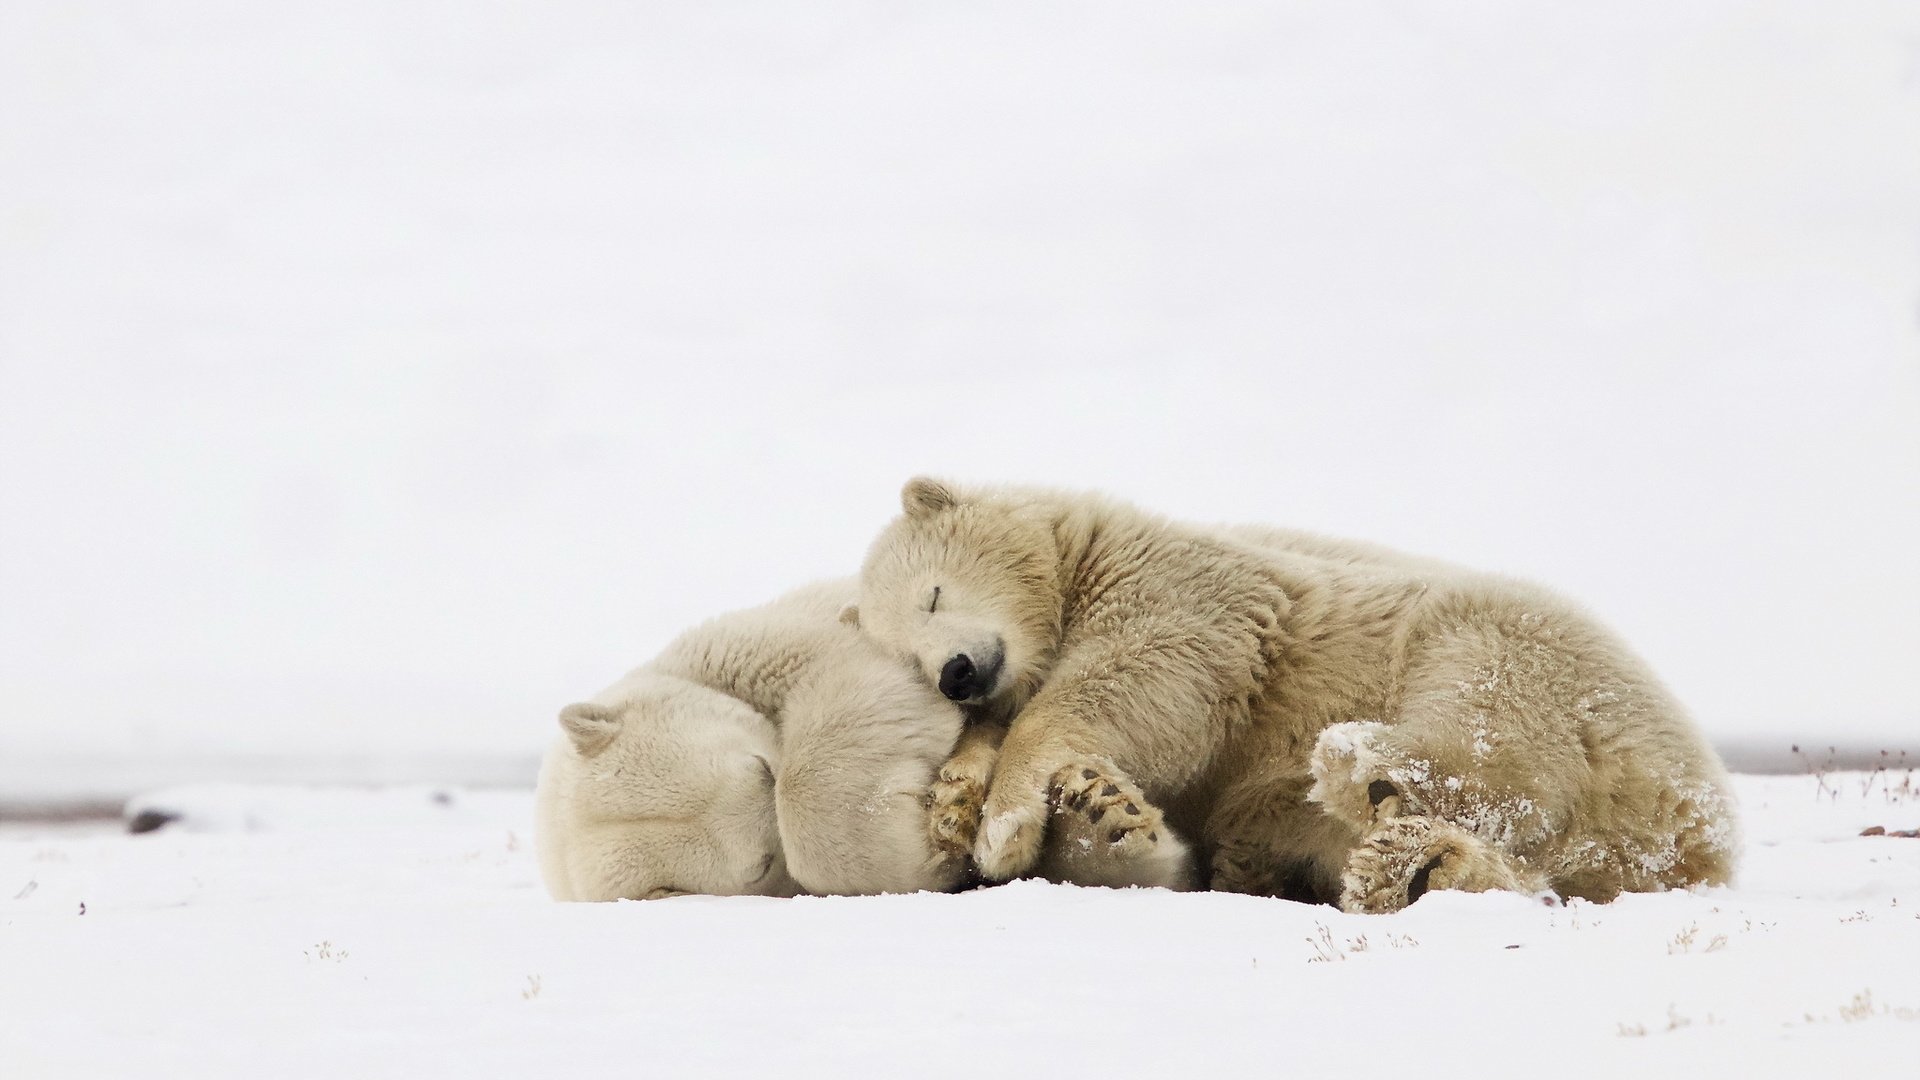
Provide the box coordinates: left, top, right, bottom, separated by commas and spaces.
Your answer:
3, 772, 1918, 1076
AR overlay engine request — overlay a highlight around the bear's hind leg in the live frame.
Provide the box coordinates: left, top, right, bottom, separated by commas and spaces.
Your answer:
1340, 815, 1549, 914
1310, 717, 1563, 912
1308, 720, 1413, 833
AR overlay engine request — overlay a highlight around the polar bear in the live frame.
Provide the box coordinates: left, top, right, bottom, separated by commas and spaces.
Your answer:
535, 580, 1191, 901
848, 478, 1737, 913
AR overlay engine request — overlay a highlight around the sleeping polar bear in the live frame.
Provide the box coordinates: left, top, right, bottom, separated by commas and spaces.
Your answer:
535, 580, 1192, 901
849, 479, 1737, 913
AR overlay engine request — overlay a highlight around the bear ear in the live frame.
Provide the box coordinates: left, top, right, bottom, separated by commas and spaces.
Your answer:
901, 476, 957, 518
836, 603, 860, 629
559, 702, 621, 756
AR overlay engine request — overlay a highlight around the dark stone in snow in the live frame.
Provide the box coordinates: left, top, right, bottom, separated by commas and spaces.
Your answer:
126, 809, 180, 834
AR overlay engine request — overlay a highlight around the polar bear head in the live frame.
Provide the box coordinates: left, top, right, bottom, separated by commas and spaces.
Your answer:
770, 635, 969, 896
850, 477, 1062, 716
535, 672, 797, 902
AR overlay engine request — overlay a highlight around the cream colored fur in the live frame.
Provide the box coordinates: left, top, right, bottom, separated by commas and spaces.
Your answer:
537, 581, 966, 899
536, 579, 1192, 901
852, 479, 1738, 912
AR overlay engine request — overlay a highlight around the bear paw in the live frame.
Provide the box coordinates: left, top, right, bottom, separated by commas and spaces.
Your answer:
1048, 762, 1167, 862
973, 757, 1175, 884
1023, 762, 1193, 890
974, 800, 1049, 882
926, 759, 990, 860
1338, 815, 1536, 914
1309, 721, 1424, 830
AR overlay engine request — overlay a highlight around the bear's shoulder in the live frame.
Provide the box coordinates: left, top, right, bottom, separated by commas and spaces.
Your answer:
653, 579, 861, 716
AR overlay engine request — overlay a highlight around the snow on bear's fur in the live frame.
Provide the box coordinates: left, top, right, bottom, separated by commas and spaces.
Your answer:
850, 478, 1737, 913
536, 579, 1193, 901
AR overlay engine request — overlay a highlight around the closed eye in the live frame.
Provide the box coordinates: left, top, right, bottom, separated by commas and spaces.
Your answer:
929, 586, 941, 613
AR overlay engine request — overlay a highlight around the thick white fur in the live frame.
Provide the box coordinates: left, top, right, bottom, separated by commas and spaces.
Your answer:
537, 579, 1193, 901
855, 479, 1738, 912
535, 674, 792, 901
772, 623, 971, 895
536, 581, 968, 899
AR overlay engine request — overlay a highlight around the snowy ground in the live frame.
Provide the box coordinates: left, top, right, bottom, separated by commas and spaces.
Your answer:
3, 772, 1917, 1077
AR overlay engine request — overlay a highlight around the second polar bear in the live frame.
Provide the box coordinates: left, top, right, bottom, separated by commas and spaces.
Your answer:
849, 479, 1736, 913
536, 581, 961, 899
535, 580, 1191, 902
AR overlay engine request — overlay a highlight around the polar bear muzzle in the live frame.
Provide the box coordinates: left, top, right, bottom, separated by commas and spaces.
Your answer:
938, 645, 1003, 702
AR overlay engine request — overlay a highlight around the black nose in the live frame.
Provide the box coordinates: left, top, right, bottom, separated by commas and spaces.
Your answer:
938, 655, 976, 700
938, 651, 1003, 701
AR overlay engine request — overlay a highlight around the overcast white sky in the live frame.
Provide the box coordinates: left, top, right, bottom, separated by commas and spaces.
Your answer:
2, 2, 1916, 791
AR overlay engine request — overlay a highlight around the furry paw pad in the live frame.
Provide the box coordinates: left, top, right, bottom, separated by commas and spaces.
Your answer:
926, 764, 989, 859
1047, 763, 1166, 857
1338, 815, 1529, 914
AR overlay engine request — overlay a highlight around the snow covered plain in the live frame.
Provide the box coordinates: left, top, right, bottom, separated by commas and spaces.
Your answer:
3, 771, 1917, 1077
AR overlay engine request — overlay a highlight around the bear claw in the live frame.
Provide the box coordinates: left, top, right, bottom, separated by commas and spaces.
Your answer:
1047, 761, 1166, 861
926, 771, 989, 859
